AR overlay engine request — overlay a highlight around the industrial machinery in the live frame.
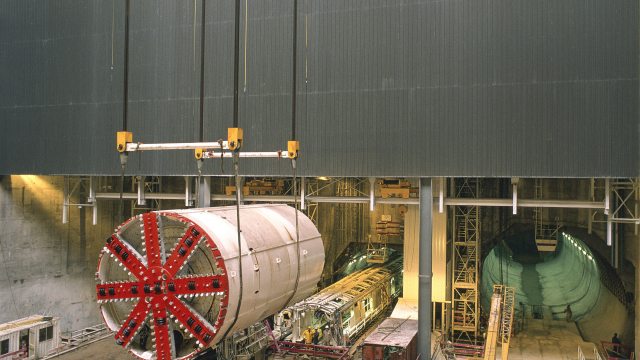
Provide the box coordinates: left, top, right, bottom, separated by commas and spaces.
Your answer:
280, 257, 403, 347
367, 221, 401, 263
377, 179, 418, 199
225, 179, 285, 196
96, 204, 324, 360
483, 285, 515, 360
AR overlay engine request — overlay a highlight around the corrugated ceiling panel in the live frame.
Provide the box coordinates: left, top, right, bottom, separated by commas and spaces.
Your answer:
0, 0, 637, 177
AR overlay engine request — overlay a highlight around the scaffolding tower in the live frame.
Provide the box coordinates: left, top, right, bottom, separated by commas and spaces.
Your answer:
451, 178, 481, 343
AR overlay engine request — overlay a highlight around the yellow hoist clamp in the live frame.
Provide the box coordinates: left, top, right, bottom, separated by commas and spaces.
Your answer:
228, 128, 243, 151
195, 148, 205, 159
287, 141, 299, 159
117, 131, 132, 153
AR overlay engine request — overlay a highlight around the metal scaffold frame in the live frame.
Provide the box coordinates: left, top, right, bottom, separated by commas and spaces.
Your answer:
303, 178, 319, 225
131, 176, 162, 215
534, 179, 561, 252
591, 178, 640, 244
451, 178, 480, 344
62, 176, 98, 225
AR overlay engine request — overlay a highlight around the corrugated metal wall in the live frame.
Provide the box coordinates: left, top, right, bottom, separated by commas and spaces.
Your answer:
1, 0, 638, 177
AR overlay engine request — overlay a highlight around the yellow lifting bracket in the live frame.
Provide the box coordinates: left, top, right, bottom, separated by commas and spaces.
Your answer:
287, 141, 299, 159
117, 131, 132, 153
228, 128, 243, 151
194, 148, 205, 159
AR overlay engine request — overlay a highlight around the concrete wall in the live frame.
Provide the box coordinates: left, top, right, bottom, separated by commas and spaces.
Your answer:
576, 285, 634, 346
0, 176, 116, 333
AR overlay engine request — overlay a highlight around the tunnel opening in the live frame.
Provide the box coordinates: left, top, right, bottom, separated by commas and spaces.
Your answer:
481, 230, 632, 344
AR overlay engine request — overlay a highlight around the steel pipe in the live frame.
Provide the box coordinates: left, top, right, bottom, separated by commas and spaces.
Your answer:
444, 198, 605, 209
95, 192, 605, 209
202, 151, 287, 158
96, 204, 324, 360
369, 178, 376, 211
125, 141, 228, 152
418, 179, 432, 360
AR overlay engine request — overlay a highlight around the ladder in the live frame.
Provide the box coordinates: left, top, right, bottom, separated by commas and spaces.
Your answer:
483, 288, 502, 360
499, 286, 516, 360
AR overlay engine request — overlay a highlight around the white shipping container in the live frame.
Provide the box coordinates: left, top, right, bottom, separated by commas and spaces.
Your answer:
0, 315, 60, 360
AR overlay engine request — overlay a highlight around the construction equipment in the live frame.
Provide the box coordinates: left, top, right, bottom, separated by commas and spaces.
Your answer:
483, 285, 516, 360
483, 289, 502, 360
225, 179, 285, 196
367, 221, 400, 263
96, 205, 324, 360
377, 179, 418, 199
499, 286, 516, 360
451, 179, 481, 343
283, 257, 403, 346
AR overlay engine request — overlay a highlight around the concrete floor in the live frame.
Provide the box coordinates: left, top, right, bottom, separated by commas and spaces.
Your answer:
51, 307, 600, 360
504, 307, 599, 360
50, 337, 124, 360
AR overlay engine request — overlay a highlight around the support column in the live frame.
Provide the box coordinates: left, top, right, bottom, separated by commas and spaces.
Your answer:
62, 176, 69, 224
369, 177, 376, 211
511, 178, 519, 215
137, 176, 146, 205
606, 178, 612, 246
301, 177, 307, 210
198, 177, 211, 208
418, 178, 432, 360
89, 176, 97, 225
636, 248, 640, 353
184, 177, 194, 207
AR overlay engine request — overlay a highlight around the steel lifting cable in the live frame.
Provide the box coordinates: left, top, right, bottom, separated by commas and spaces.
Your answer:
196, 164, 202, 208
283, 161, 302, 308
119, 0, 131, 226
220, 152, 243, 341
221, 0, 243, 341
283, 0, 301, 309
118, 164, 125, 225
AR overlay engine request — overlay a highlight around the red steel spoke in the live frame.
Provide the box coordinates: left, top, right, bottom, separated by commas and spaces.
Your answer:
165, 295, 214, 347
105, 235, 148, 278
97, 280, 143, 301
115, 300, 150, 347
168, 275, 226, 297
152, 308, 173, 360
165, 225, 204, 277
100, 213, 234, 360
143, 213, 163, 268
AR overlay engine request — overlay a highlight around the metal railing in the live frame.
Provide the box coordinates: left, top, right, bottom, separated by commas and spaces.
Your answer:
63, 323, 109, 346
0, 347, 27, 360
43, 324, 110, 358
578, 346, 586, 360
601, 341, 634, 360
595, 345, 606, 360
431, 340, 447, 360
440, 341, 484, 359
268, 341, 349, 360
